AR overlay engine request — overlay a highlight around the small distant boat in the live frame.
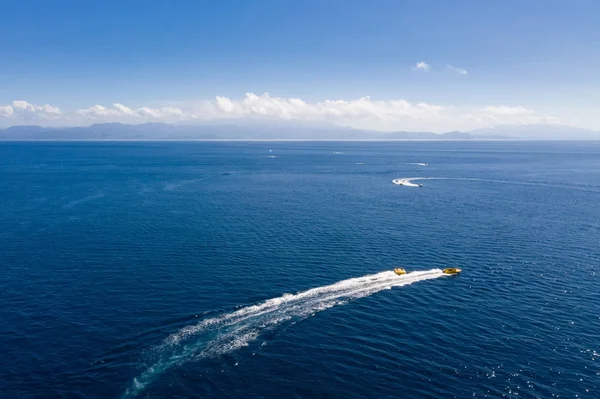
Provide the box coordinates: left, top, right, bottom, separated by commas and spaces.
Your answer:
443, 268, 461, 275
393, 179, 422, 187
394, 268, 407, 275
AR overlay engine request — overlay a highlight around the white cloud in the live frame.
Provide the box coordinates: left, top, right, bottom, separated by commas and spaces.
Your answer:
482, 105, 533, 116
158, 107, 185, 117
200, 93, 446, 129
9, 100, 61, 118
215, 96, 236, 113
76, 104, 122, 117
136, 107, 162, 118
0, 96, 563, 132
11, 101, 32, 111
415, 61, 430, 71
447, 65, 468, 75
0, 105, 14, 118
75, 104, 186, 119
113, 103, 135, 116
477, 105, 561, 127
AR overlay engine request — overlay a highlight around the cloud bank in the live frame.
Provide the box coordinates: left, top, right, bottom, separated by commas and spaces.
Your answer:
76, 104, 185, 119
0, 94, 561, 132
0, 100, 61, 120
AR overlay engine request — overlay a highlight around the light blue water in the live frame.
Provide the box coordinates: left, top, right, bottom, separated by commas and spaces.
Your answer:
1, 141, 599, 398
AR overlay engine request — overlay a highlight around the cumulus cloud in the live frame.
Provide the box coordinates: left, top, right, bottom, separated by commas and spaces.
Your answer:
113, 103, 135, 116
0, 95, 562, 132
76, 105, 122, 117
201, 93, 446, 129
0, 105, 14, 118
192, 93, 562, 131
447, 65, 468, 75
6, 100, 61, 118
76, 104, 186, 119
415, 61, 430, 71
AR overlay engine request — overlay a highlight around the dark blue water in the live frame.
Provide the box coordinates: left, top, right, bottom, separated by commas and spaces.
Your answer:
1, 141, 599, 399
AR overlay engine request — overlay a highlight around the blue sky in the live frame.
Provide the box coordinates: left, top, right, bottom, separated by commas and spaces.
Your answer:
1, 0, 599, 132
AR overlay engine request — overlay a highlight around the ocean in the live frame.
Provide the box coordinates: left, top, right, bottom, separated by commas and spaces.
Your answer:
1, 141, 599, 399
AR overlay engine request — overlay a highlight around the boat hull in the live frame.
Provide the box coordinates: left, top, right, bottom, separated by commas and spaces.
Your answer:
442, 268, 461, 275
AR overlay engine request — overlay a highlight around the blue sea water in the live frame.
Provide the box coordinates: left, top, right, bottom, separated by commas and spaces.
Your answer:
1, 141, 599, 399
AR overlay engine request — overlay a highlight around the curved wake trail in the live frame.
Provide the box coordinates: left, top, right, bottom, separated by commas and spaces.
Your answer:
392, 177, 600, 192
393, 177, 486, 187
123, 269, 447, 397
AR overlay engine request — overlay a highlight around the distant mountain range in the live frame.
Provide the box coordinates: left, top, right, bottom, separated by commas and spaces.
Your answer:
469, 124, 599, 140
0, 122, 597, 140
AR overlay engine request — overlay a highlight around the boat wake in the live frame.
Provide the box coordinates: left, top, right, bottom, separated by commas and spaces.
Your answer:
393, 178, 424, 187
123, 269, 447, 397
393, 177, 485, 187
391, 176, 597, 191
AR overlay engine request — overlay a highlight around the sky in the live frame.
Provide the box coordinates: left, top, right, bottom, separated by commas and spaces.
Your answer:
1, 0, 599, 132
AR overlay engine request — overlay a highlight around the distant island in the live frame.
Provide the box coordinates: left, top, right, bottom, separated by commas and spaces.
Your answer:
0, 122, 597, 140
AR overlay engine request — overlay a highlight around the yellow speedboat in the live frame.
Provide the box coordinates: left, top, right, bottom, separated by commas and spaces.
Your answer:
394, 268, 407, 275
443, 268, 461, 275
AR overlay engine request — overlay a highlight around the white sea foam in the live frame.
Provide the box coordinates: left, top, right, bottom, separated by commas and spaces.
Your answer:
407, 163, 428, 166
123, 269, 446, 397
393, 177, 494, 187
